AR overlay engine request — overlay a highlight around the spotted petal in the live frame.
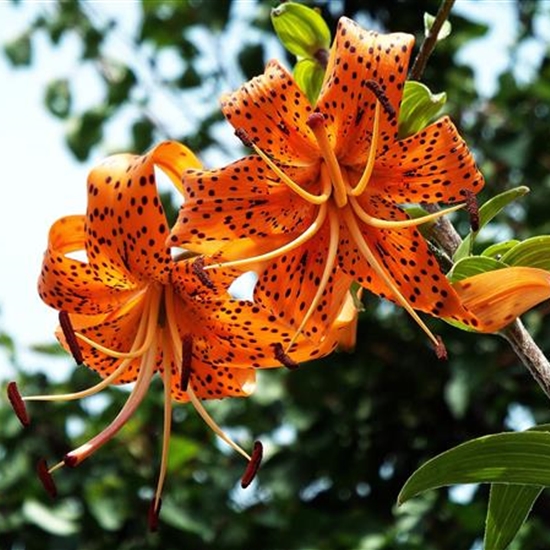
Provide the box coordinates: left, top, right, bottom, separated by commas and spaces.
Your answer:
221, 60, 319, 165
318, 17, 414, 164
86, 141, 201, 285
370, 117, 485, 203
38, 215, 141, 315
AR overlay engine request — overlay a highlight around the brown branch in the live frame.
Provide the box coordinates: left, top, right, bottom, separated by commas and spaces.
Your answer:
409, 0, 456, 81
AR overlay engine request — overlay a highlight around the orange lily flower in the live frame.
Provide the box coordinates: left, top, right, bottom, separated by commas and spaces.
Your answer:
10, 141, 352, 528
169, 17, 550, 351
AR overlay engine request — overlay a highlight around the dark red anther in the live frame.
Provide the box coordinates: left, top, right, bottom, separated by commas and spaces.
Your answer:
192, 256, 216, 290
180, 334, 193, 392
148, 497, 162, 532
434, 335, 448, 361
273, 343, 300, 370
36, 458, 58, 499
63, 453, 79, 468
7, 381, 30, 427
235, 128, 254, 148
463, 189, 480, 232
306, 112, 326, 129
241, 440, 263, 489
365, 80, 396, 119
58, 311, 83, 365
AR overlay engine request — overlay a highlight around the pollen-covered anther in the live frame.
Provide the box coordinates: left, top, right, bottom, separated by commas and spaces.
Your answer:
180, 334, 193, 392
148, 497, 162, 532
192, 256, 216, 290
235, 127, 254, 148
36, 458, 58, 498
58, 310, 84, 365
364, 80, 396, 119
272, 342, 300, 370
241, 440, 263, 489
434, 335, 448, 361
462, 189, 480, 232
7, 381, 30, 427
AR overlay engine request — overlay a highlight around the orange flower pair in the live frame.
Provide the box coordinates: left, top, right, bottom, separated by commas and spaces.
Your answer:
9, 16, 550, 528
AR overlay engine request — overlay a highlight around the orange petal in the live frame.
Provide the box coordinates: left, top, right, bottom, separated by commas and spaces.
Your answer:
340, 197, 476, 322
318, 17, 414, 164
169, 155, 317, 256
452, 266, 550, 332
38, 215, 141, 315
372, 117, 485, 203
220, 60, 319, 165
86, 141, 200, 284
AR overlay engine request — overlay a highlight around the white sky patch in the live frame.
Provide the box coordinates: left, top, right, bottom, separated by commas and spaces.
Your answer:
228, 271, 258, 302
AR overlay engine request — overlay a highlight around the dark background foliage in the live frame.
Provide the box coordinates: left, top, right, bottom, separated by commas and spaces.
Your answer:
2, 1, 550, 548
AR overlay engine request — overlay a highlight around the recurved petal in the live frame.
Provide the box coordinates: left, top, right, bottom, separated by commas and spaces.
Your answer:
169, 155, 317, 256
371, 116, 485, 203
318, 17, 414, 164
86, 141, 200, 285
221, 60, 319, 165
38, 215, 141, 315
339, 197, 482, 329
452, 266, 550, 332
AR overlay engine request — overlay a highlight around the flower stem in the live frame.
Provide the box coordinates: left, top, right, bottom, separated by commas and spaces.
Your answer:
409, 0, 456, 81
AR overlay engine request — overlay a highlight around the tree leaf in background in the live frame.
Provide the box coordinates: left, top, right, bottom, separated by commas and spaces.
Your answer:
424, 12, 452, 40
3, 32, 32, 66
453, 186, 531, 261
44, 78, 71, 119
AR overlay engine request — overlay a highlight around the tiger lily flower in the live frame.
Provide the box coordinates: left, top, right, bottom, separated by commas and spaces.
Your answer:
9, 141, 352, 528
169, 17, 550, 351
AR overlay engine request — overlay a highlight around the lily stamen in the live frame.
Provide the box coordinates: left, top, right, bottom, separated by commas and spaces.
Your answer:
241, 440, 263, 488
342, 206, 441, 348
37, 458, 58, 498
59, 310, 83, 365
307, 113, 348, 207
350, 196, 464, 229
7, 381, 30, 427
203, 203, 328, 271
235, 128, 331, 205
349, 100, 381, 196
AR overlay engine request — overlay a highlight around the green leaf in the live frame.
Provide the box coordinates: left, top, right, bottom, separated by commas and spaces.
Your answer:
294, 58, 325, 105
398, 428, 550, 506
447, 255, 508, 283
453, 186, 530, 261
424, 12, 452, 41
271, 2, 330, 60
398, 81, 446, 138
44, 78, 71, 119
481, 240, 520, 259
22, 499, 79, 536
4, 32, 32, 66
500, 236, 550, 271
484, 483, 542, 550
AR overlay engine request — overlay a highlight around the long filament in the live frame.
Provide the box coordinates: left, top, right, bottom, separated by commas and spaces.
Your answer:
342, 206, 440, 347
286, 206, 340, 351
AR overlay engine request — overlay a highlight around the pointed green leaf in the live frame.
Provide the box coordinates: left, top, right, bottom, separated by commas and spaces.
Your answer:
271, 2, 330, 60
424, 12, 452, 41
398, 81, 446, 138
294, 58, 325, 105
481, 240, 520, 259
447, 255, 508, 283
453, 186, 530, 261
398, 428, 550, 506
484, 483, 542, 550
500, 236, 550, 271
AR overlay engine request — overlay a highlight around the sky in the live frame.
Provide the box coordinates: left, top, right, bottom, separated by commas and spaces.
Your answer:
0, 0, 547, 381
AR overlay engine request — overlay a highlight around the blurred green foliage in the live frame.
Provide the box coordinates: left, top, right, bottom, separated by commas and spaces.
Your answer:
2, 0, 550, 548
